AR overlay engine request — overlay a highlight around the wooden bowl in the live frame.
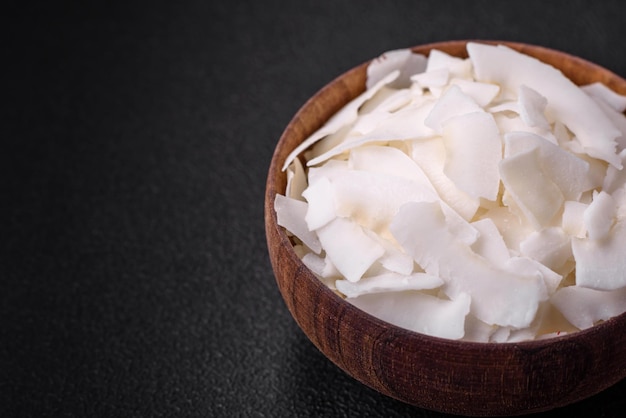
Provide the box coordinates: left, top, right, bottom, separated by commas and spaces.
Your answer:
264, 40, 626, 416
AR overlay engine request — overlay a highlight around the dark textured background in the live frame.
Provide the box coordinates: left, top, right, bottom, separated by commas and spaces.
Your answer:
3, 1, 626, 417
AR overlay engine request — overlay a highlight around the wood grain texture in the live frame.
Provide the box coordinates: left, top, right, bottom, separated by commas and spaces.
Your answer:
264, 40, 626, 416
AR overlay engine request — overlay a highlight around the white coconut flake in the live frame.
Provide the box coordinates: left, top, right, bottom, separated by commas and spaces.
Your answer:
562, 200, 588, 238
582, 82, 626, 113
316, 217, 385, 282
348, 108, 397, 136
518, 85, 550, 130
551, 285, 626, 330
359, 88, 413, 115
424, 85, 483, 133
470, 218, 511, 268
330, 168, 438, 234
489, 326, 512, 343
442, 111, 502, 201
463, 314, 497, 343
321, 255, 341, 279
588, 95, 626, 152
519, 227, 572, 272
573, 220, 626, 290
426, 49, 473, 80
348, 291, 471, 340
336, 272, 443, 298
503, 256, 562, 296
411, 67, 449, 91
449, 78, 500, 107
410, 137, 481, 221
274, 194, 322, 254
584, 191, 616, 240
349, 145, 436, 189
499, 146, 564, 229
362, 228, 415, 275
477, 205, 533, 254
603, 149, 626, 193
285, 158, 307, 201
299, 251, 340, 289
491, 112, 559, 145
504, 131, 592, 201
367, 49, 428, 90
301, 252, 327, 277
306, 159, 349, 185
301, 176, 336, 231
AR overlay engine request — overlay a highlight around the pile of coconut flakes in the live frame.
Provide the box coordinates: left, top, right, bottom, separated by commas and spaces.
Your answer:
274, 42, 626, 342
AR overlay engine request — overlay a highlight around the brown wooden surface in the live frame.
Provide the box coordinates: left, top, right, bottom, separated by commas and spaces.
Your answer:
264, 40, 626, 416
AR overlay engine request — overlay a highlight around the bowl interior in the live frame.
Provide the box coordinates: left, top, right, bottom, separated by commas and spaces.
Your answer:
265, 40, 626, 416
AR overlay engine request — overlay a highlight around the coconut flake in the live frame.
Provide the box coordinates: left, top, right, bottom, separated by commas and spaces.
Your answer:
359, 87, 413, 115
491, 112, 559, 145
285, 158, 307, 201
301, 176, 336, 231
363, 228, 415, 275
499, 146, 564, 229
411, 68, 449, 91
562, 200, 588, 238
582, 82, 626, 113
470, 218, 511, 268
367, 49, 428, 89
330, 168, 438, 234
442, 111, 502, 201
519, 227, 572, 273
504, 131, 592, 201
424, 85, 483, 133
449, 78, 500, 107
518, 85, 550, 130
349, 145, 436, 189
336, 271, 443, 298
584, 191, 616, 240
301, 252, 327, 277
503, 256, 562, 296
410, 137, 480, 221
476, 205, 533, 254
573, 220, 626, 290
316, 217, 385, 282
426, 49, 473, 80
603, 149, 626, 193
551, 285, 626, 330
348, 291, 471, 340
274, 194, 322, 254
463, 314, 497, 343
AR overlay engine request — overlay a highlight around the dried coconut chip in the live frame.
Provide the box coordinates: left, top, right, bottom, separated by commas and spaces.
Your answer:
336, 272, 443, 298
276, 42, 626, 341
348, 291, 471, 340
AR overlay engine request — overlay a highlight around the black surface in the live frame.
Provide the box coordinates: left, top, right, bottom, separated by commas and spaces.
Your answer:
3, 1, 626, 417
